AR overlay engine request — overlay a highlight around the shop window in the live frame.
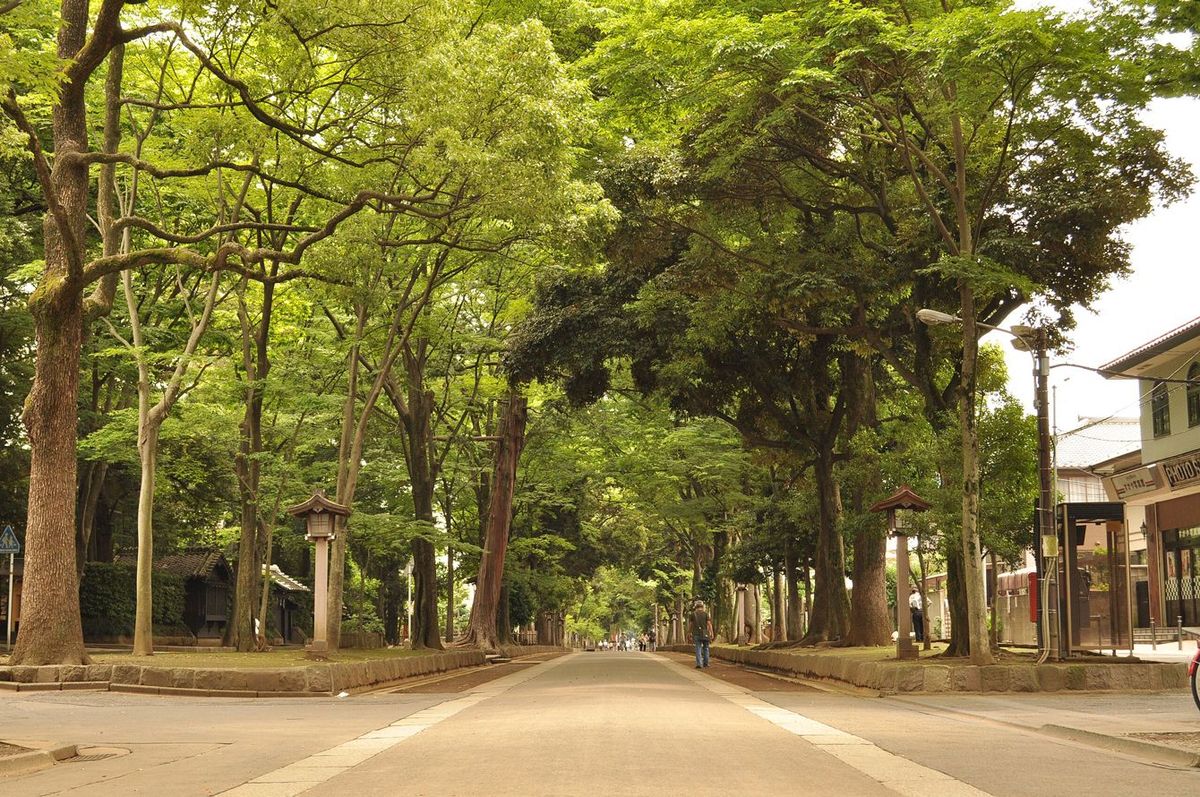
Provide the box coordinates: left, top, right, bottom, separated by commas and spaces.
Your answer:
1153, 381, 1171, 437
1189, 363, 1200, 428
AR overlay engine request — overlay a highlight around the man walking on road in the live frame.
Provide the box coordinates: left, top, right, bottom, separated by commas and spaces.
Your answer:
691, 600, 714, 668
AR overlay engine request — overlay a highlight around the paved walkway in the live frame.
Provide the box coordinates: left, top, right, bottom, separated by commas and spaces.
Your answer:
4, 651, 1200, 795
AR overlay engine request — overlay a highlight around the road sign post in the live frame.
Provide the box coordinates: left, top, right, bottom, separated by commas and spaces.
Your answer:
0, 526, 20, 651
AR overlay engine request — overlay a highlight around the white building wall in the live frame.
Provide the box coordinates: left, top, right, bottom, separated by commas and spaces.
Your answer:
1140, 350, 1200, 464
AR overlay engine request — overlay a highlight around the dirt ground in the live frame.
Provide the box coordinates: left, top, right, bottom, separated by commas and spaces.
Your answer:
659, 651, 818, 691
1126, 731, 1200, 753
381, 652, 565, 694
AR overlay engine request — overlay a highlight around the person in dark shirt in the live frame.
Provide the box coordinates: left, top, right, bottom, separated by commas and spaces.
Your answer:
690, 600, 714, 668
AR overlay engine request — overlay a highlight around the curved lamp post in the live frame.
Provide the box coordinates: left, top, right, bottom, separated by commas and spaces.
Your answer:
870, 486, 931, 660
286, 490, 351, 659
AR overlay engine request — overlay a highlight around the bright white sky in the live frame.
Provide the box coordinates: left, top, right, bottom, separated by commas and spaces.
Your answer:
993, 0, 1199, 438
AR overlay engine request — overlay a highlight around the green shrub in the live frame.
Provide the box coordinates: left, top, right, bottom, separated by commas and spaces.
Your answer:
79, 562, 186, 637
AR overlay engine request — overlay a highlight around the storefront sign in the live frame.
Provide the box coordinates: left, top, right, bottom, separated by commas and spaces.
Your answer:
1162, 451, 1200, 490
1105, 466, 1162, 500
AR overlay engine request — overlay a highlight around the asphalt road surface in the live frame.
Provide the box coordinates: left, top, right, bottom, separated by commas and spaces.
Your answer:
4, 651, 1200, 796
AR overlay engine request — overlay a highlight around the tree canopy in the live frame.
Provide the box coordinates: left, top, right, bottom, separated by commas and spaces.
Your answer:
0, 0, 1190, 663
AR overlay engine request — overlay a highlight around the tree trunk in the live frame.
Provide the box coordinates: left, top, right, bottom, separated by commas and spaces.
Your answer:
408, 386, 443, 650
496, 582, 512, 644
784, 539, 802, 641
773, 568, 786, 642
445, 546, 455, 642
843, 525, 891, 647
988, 551, 998, 648
711, 530, 728, 640
803, 448, 850, 643
9, 0, 98, 663
132, 422, 160, 656
944, 547, 969, 654
14, 289, 90, 665
76, 461, 108, 576
231, 281, 274, 651
464, 395, 528, 649
916, 545, 932, 650
752, 583, 762, 644
803, 559, 813, 635
258, 522, 276, 648
958, 282, 993, 665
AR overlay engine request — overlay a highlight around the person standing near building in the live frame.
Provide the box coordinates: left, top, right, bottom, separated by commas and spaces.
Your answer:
690, 600, 714, 668
909, 588, 925, 643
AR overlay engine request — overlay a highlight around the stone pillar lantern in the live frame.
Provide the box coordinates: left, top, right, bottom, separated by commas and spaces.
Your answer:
286, 490, 351, 659
869, 486, 931, 661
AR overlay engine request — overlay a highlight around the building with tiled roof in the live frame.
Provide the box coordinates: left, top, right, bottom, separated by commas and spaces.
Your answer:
1098, 314, 1200, 633
1055, 417, 1141, 503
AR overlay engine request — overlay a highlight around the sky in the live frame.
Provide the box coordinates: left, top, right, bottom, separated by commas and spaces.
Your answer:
991, 0, 1199, 439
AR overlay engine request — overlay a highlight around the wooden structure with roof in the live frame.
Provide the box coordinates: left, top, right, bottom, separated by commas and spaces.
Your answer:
264, 564, 310, 645
156, 549, 234, 641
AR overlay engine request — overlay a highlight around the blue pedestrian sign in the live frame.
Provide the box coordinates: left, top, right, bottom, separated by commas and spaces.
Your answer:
0, 526, 19, 555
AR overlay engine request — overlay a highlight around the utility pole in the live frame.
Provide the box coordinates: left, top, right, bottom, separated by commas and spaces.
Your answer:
1031, 329, 1063, 660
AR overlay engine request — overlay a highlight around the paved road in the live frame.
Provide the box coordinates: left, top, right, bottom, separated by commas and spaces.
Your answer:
4, 651, 1200, 796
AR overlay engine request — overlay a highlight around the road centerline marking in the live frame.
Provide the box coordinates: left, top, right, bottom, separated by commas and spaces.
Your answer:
218, 653, 574, 797
658, 655, 992, 797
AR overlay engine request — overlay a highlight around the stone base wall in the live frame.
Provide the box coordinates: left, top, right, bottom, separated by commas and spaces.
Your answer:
662, 645, 1189, 694
0, 650, 488, 695
497, 644, 568, 658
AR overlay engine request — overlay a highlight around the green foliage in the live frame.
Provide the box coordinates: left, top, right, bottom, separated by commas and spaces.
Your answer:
78, 563, 187, 638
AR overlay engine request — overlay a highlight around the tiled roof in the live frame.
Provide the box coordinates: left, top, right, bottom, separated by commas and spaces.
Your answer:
1101, 315, 1200, 373
155, 548, 230, 579
1055, 417, 1140, 469
264, 563, 310, 592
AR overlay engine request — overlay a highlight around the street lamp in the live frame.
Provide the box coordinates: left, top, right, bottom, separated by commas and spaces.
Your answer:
918, 308, 1061, 662
286, 489, 351, 659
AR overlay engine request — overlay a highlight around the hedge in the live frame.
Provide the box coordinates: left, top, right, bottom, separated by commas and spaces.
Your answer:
79, 561, 187, 638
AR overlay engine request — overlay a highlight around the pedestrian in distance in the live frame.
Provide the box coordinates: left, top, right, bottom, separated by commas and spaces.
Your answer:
909, 587, 925, 643
648, 629, 656, 652
690, 599, 714, 668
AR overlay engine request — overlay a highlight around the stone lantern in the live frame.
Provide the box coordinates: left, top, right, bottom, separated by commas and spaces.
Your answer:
286, 490, 350, 658
870, 486, 931, 661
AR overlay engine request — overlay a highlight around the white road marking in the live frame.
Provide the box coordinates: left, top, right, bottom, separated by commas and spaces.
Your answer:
219, 654, 572, 797
661, 656, 993, 797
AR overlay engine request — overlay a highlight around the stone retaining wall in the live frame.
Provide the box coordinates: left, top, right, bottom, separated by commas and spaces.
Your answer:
497, 644, 567, 659
0, 650, 488, 695
0, 646, 570, 696
664, 645, 1189, 694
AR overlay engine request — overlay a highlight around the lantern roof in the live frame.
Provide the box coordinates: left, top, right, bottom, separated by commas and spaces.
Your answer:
868, 485, 931, 513
285, 489, 351, 518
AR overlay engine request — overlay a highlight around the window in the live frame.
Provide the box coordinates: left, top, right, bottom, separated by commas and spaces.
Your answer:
1152, 381, 1171, 437
1189, 363, 1200, 428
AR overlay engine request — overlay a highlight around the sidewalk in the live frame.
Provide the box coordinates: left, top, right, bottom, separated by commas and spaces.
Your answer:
892, 689, 1200, 767
1126, 642, 1198, 663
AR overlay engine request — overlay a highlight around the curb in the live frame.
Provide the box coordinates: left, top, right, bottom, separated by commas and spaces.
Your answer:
1040, 724, 1200, 769
0, 743, 77, 777
0, 681, 109, 693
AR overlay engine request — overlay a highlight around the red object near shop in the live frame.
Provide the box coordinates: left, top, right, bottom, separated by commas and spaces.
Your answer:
1028, 572, 1039, 623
